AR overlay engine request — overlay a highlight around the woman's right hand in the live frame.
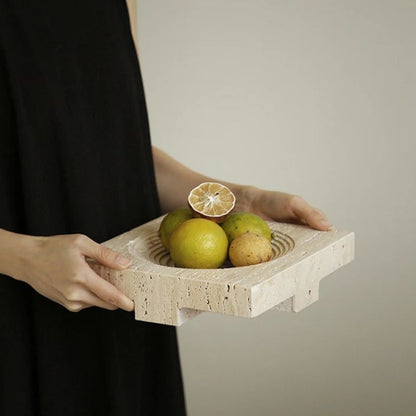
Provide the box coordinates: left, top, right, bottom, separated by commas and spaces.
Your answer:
4, 231, 134, 312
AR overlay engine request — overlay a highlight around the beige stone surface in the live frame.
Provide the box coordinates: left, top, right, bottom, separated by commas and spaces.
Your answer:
91, 216, 354, 326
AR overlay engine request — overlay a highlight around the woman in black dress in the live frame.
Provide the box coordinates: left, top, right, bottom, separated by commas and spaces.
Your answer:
0, 1, 331, 415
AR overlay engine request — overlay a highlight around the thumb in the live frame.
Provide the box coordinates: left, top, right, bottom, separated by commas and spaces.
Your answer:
79, 237, 132, 269
291, 198, 332, 231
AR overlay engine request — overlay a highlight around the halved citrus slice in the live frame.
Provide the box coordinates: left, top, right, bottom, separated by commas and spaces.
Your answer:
188, 182, 236, 223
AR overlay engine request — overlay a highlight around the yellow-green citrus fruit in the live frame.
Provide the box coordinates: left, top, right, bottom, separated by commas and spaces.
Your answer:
221, 212, 272, 243
229, 233, 273, 267
159, 207, 194, 250
169, 218, 229, 269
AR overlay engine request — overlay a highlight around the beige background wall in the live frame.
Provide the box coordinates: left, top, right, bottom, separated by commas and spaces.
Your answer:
135, 1, 415, 415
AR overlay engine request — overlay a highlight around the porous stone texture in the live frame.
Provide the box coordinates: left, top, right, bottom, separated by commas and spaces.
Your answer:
90, 216, 354, 326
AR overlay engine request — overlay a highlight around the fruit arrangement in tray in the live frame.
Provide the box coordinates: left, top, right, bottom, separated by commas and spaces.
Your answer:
159, 182, 274, 268
91, 182, 354, 325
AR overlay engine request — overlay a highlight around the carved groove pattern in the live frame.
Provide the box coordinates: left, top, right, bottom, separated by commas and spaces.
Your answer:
141, 229, 295, 268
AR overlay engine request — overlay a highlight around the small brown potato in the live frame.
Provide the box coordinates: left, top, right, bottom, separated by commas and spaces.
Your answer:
229, 232, 273, 267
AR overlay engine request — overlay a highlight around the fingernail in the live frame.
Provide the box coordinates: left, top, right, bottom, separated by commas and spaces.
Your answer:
327, 225, 334, 231
117, 256, 131, 267
124, 299, 134, 312
320, 220, 332, 228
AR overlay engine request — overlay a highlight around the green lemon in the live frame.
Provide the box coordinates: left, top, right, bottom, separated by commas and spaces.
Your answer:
221, 212, 272, 243
169, 218, 228, 269
159, 207, 194, 250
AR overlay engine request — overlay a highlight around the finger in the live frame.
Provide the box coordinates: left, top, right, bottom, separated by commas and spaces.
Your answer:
62, 300, 114, 313
85, 270, 134, 312
64, 302, 87, 313
70, 288, 119, 311
77, 236, 132, 270
291, 198, 332, 231
32, 274, 116, 312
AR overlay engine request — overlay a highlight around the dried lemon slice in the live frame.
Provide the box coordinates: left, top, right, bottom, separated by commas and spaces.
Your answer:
188, 182, 236, 223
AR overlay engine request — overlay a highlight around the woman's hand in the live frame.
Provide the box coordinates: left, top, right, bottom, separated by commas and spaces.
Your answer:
235, 186, 332, 231
6, 231, 134, 312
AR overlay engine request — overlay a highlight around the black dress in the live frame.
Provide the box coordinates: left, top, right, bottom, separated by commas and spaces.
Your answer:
0, 1, 186, 415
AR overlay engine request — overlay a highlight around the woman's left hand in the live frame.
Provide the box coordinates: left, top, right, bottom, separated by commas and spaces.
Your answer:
234, 186, 332, 231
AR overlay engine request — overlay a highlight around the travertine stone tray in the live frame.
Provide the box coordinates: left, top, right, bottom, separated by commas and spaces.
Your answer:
91, 216, 354, 326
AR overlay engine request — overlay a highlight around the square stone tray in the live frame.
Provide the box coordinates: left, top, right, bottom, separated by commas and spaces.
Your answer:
91, 216, 354, 326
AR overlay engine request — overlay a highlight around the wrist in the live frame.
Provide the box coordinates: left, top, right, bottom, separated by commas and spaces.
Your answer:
230, 184, 260, 212
0, 229, 41, 282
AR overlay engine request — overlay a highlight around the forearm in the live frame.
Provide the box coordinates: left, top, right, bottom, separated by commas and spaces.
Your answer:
152, 146, 249, 213
0, 228, 34, 280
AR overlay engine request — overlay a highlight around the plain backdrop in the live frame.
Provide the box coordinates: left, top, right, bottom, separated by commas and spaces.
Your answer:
135, 1, 416, 415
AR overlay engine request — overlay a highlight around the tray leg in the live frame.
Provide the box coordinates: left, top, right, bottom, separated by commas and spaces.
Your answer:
132, 273, 204, 326
272, 280, 320, 313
